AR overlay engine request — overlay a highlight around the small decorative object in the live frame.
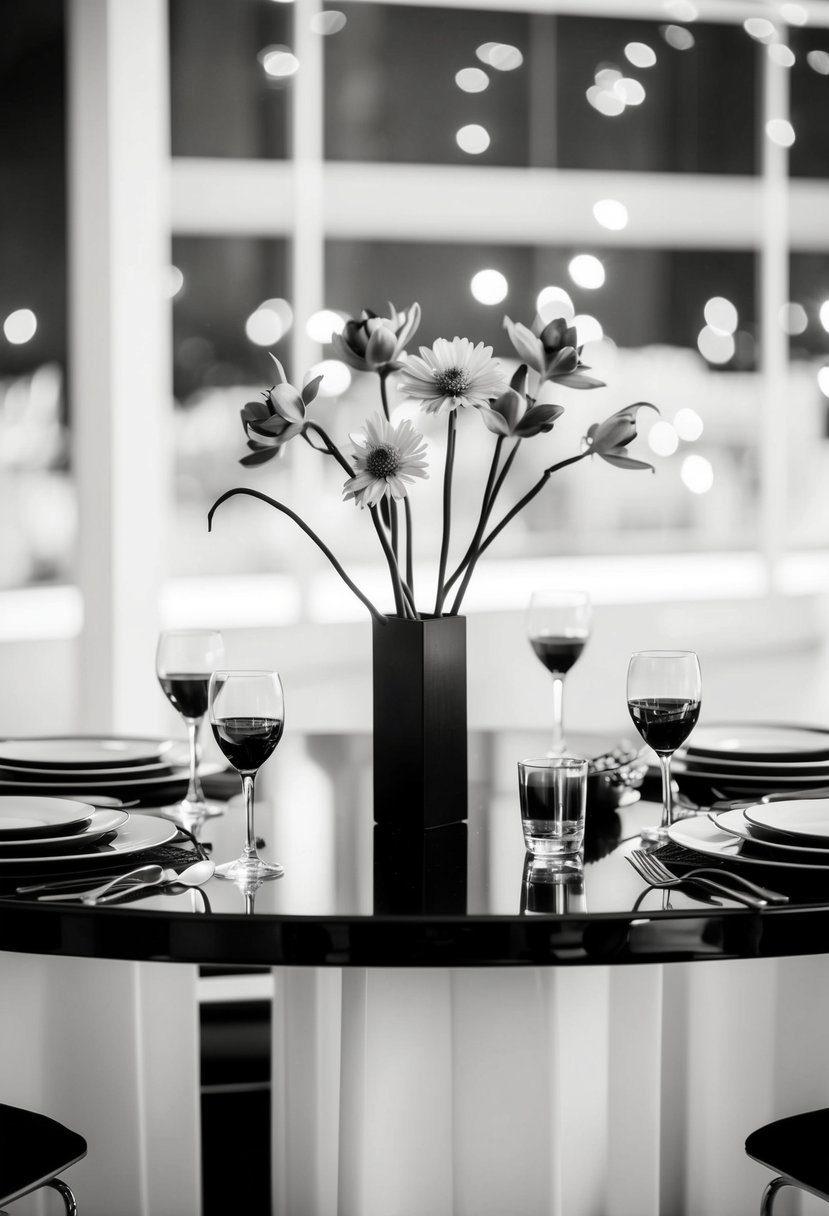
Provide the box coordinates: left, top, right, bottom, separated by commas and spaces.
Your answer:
208, 304, 657, 829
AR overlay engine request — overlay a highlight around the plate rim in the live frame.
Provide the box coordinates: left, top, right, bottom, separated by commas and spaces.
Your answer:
667, 815, 829, 870
683, 721, 829, 763
744, 801, 829, 842
0, 812, 176, 865
0, 808, 129, 853
0, 735, 175, 771
0, 796, 95, 840
708, 808, 829, 857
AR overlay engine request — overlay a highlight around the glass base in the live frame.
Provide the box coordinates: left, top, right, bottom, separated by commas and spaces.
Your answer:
214, 855, 284, 882
639, 823, 670, 844
159, 797, 224, 826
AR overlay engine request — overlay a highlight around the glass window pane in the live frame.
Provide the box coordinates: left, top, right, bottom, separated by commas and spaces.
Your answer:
789, 26, 829, 179
323, 7, 757, 174
787, 252, 829, 550
170, 0, 291, 159
0, 0, 72, 589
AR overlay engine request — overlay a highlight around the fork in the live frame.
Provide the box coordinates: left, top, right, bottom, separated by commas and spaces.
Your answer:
627, 849, 778, 909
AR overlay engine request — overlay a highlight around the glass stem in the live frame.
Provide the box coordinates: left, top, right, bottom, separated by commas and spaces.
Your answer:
658, 753, 674, 832
550, 675, 566, 754
242, 773, 258, 861
185, 718, 205, 803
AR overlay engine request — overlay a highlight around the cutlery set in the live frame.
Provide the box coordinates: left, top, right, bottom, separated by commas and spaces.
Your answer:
19, 858, 215, 904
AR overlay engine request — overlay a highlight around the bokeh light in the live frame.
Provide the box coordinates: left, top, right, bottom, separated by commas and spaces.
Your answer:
661, 25, 696, 51
647, 420, 679, 456
624, 42, 657, 68
616, 77, 646, 105
817, 366, 829, 397
664, 0, 698, 20
704, 296, 738, 335
697, 326, 735, 364
780, 3, 807, 24
744, 17, 776, 42
244, 298, 293, 346
681, 454, 714, 494
471, 269, 508, 305
766, 118, 796, 147
779, 302, 808, 335
260, 46, 300, 77
308, 360, 351, 398
310, 11, 346, 35
819, 300, 829, 333
569, 254, 605, 289
767, 44, 796, 68
456, 124, 490, 154
476, 43, 523, 71
573, 314, 604, 344
536, 286, 575, 323
166, 266, 185, 299
674, 408, 704, 441
3, 309, 37, 345
807, 50, 829, 75
593, 198, 629, 230
455, 67, 489, 93
306, 309, 345, 343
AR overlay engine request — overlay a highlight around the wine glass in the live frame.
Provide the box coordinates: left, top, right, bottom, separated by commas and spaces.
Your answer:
626, 650, 702, 844
527, 590, 592, 756
208, 669, 285, 882
156, 629, 225, 822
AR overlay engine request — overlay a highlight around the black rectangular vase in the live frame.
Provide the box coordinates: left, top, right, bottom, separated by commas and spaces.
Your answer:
372, 614, 468, 830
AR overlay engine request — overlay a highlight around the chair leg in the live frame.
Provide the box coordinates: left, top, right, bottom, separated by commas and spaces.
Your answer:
761, 1176, 794, 1216
45, 1178, 78, 1216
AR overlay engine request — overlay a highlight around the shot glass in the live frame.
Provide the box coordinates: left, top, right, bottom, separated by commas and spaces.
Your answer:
521, 854, 586, 915
517, 756, 588, 863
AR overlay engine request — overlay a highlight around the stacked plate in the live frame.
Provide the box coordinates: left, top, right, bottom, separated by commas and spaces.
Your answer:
668, 797, 829, 874
672, 722, 829, 806
0, 734, 223, 805
0, 793, 177, 867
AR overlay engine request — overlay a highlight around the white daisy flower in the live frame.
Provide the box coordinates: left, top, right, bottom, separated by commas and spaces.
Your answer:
343, 414, 429, 509
396, 336, 506, 415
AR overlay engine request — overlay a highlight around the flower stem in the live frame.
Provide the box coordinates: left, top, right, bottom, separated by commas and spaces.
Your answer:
379, 370, 392, 422
370, 507, 412, 618
403, 496, 415, 594
473, 451, 589, 565
448, 438, 521, 613
207, 488, 386, 623
433, 411, 457, 617
389, 497, 399, 562
444, 434, 506, 598
304, 422, 354, 477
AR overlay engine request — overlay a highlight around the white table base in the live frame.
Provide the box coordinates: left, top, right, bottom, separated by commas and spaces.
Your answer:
273, 957, 829, 1216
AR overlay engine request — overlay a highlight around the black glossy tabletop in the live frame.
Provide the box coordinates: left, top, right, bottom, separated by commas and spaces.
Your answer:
1, 728, 829, 969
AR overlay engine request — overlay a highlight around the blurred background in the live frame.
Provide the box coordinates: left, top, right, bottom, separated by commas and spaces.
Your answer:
2, 0, 829, 736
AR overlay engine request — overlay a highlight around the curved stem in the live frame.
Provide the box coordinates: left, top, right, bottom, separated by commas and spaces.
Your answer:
444, 435, 504, 597
445, 439, 521, 602
473, 451, 589, 565
389, 497, 399, 562
433, 412, 458, 616
304, 422, 354, 477
379, 370, 392, 422
208, 488, 386, 623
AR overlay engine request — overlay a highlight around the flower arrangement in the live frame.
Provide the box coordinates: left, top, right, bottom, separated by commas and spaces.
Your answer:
207, 304, 656, 622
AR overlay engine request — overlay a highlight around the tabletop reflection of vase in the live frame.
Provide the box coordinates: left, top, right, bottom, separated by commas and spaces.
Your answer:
521, 855, 587, 915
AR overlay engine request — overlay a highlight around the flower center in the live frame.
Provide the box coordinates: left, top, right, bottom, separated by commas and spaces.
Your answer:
434, 367, 469, 397
366, 443, 401, 479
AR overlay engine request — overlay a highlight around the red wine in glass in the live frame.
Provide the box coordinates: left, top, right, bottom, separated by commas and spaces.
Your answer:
527, 591, 592, 755
156, 630, 225, 823
209, 670, 286, 882
627, 651, 702, 843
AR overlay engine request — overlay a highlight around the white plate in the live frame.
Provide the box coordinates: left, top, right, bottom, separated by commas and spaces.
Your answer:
0, 813, 177, 866
0, 796, 94, 840
667, 814, 829, 870
708, 808, 829, 858
0, 736, 174, 770
684, 723, 829, 762
0, 761, 225, 793
0, 809, 128, 853
744, 800, 829, 842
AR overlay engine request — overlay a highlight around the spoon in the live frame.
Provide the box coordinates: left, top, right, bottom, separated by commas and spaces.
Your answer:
91, 859, 215, 904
